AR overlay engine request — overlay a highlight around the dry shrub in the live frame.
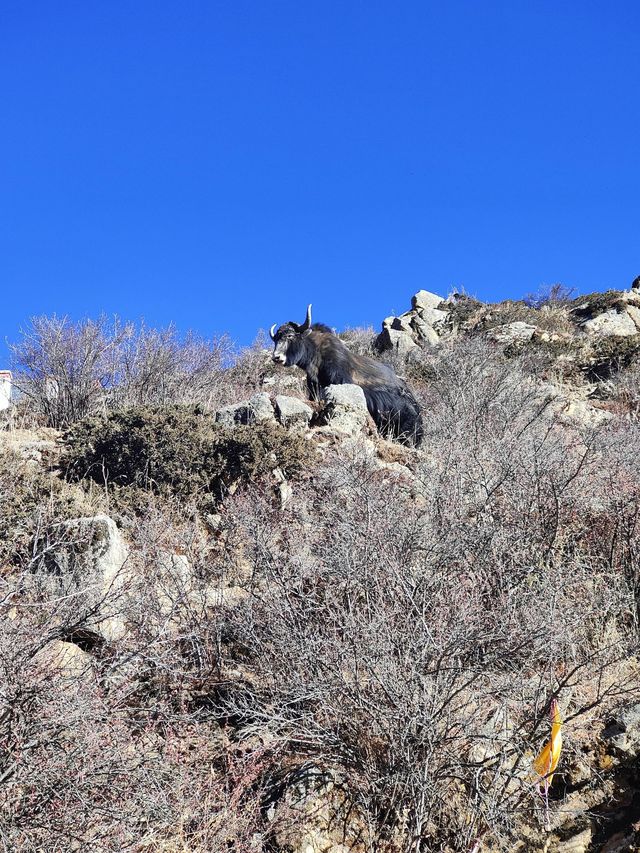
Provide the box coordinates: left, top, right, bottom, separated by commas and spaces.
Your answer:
0, 588, 274, 852
583, 334, 640, 382
524, 283, 576, 309
4, 333, 640, 852
108, 322, 233, 411
211, 448, 639, 849
570, 290, 629, 319
212, 330, 273, 404
0, 491, 291, 852
0, 446, 88, 569
9, 315, 121, 428
10, 315, 232, 428
442, 294, 485, 329
62, 406, 308, 508
201, 342, 640, 850
430, 295, 572, 347
608, 361, 640, 419
338, 326, 377, 357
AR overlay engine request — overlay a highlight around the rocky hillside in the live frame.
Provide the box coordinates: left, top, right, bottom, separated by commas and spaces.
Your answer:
2, 284, 640, 853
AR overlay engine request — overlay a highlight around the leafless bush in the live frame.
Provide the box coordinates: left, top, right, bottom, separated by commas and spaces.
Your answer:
338, 326, 377, 357
0, 497, 284, 852
9, 315, 124, 428
4, 331, 640, 851
606, 361, 640, 420
0, 445, 90, 569
0, 601, 273, 851
212, 444, 639, 850
198, 341, 640, 850
219, 330, 274, 404
524, 283, 576, 309
9, 316, 233, 427
107, 322, 233, 411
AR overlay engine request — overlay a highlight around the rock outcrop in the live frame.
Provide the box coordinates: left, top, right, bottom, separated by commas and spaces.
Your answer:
376, 289, 449, 354
375, 284, 640, 363
49, 514, 130, 642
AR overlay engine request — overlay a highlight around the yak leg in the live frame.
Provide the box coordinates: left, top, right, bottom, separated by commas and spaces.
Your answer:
306, 373, 322, 402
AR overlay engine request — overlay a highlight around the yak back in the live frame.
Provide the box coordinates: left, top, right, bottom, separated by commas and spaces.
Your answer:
307, 328, 401, 389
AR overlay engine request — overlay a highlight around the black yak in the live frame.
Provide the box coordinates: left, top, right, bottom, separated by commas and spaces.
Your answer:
269, 305, 423, 446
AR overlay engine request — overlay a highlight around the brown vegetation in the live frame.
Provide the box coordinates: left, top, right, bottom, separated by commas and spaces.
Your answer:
62, 406, 308, 509
3, 303, 640, 851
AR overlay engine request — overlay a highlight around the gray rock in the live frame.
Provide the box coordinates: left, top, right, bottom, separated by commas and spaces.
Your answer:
624, 303, 640, 331
559, 400, 614, 429
323, 383, 368, 411
216, 393, 275, 427
410, 318, 441, 346
215, 402, 249, 427
416, 306, 449, 329
262, 373, 305, 393
278, 480, 293, 509
51, 514, 129, 641
378, 291, 449, 355
389, 314, 414, 333
272, 466, 293, 509
411, 290, 445, 312
582, 309, 637, 337
487, 321, 537, 345
375, 327, 419, 357
275, 395, 313, 429
32, 640, 94, 682
321, 384, 369, 436
603, 702, 640, 756
248, 392, 276, 422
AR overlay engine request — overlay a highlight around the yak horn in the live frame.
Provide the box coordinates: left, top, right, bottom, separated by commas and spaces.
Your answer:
300, 304, 312, 331
269, 324, 277, 341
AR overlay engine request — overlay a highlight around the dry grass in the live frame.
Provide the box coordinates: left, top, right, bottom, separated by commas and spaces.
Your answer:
3, 318, 640, 851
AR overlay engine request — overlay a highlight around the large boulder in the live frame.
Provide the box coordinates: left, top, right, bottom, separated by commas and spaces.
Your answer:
247, 392, 276, 422
376, 327, 420, 357
411, 290, 445, 312
275, 395, 313, 430
582, 309, 637, 337
487, 321, 537, 345
320, 384, 369, 436
49, 514, 130, 642
414, 306, 449, 329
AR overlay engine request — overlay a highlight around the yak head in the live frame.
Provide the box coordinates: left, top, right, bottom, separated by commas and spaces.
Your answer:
269, 304, 312, 365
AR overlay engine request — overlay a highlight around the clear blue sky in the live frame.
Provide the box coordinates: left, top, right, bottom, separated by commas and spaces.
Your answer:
1, 0, 639, 357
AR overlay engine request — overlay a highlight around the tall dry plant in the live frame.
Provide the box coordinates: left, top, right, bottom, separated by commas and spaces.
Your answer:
10, 315, 233, 427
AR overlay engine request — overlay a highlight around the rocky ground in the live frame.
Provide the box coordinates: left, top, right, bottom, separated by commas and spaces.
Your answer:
2, 283, 640, 852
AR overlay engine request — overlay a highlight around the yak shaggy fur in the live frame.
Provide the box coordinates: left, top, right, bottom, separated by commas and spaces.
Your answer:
270, 307, 423, 446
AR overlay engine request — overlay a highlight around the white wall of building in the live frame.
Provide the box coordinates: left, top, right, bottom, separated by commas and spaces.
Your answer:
0, 371, 12, 411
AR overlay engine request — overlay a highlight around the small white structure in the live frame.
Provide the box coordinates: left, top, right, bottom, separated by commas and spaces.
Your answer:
0, 370, 12, 411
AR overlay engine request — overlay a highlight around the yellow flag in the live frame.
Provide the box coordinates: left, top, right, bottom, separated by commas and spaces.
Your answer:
533, 699, 562, 787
